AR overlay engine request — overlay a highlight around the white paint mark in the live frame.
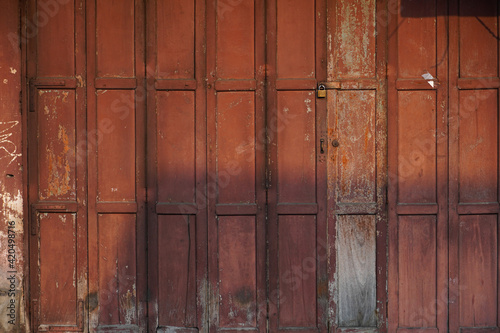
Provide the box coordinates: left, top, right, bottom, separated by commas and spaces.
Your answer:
0, 190, 23, 227
422, 72, 435, 88
111, 188, 118, 192
9, 67, 17, 74
2, 79, 7, 84
304, 99, 313, 113
0, 121, 22, 166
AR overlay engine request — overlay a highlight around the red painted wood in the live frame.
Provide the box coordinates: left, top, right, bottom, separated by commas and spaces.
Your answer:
388, 1, 449, 333
147, 1, 207, 332
28, 0, 88, 331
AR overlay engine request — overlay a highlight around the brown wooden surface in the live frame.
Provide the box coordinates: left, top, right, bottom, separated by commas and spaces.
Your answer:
390, 1, 500, 333
206, 1, 267, 332
449, 1, 500, 332
27, 0, 88, 331
388, 0, 449, 332
147, 0, 207, 332
327, 0, 387, 329
20, 1, 500, 332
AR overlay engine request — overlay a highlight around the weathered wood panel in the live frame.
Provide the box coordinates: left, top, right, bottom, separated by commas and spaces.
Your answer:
157, 215, 197, 327
39, 213, 78, 326
336, 91, 376, 204
276, 0, 315, 79
459, 215, 497, 327
458, 90, 498, 203
157, 0, 195, 79
278, 215, 317, 327
157, 91, 196, 203
36, 0, 75, 77
218, 216, 257, 328
37, 90, 77, 201
98, 214, 137, 326
96, 0, 135, 77
458, 0, 498, 78
398, 216, 437, 327
397, 91, 437, 204
277, 91, 316, 204
337, 215, 376, 326
96, 90, 136, 202
216, 92, 256, 204
216, 0, 255, 79
396, 0, 436, 78
336, 0, 376, 79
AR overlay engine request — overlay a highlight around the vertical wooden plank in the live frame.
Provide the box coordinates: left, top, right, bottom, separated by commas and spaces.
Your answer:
398, 216, 437, 327
157, 91, 196, 203
218, 217, 257, 328
208, 0, 267, 332
98, 214, 137, 326
277, 91, 316, 204
459, 215, 497, 327
148, 0, 207, 331
158, 215, 197, 327
278, 215, 317, 328
397, 91, 437, 204
458, 90, 498, 203
89, 0, 146, 330
269, 0, 327, 332
449, 1, 500, 332
328, 0, 386, 329
29, 1, 88, 329
39, 213, 77, 325
96, 90, 136, 202
389, 1, 447, 333
337, 215, 376, 326
96, 0, 135, 77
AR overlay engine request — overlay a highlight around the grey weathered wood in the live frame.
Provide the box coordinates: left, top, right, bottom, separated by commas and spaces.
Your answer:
337, 215, 377, 326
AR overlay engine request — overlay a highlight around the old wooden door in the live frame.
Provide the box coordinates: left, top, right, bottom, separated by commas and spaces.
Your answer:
27, 0, 385, 332
146, 0, 329, 332
388, 1, 500, 332
27, 0, 89, 330
27, 0, 148, 331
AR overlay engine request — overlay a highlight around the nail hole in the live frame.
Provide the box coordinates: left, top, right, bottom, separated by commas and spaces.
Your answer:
6, 174, 14, 178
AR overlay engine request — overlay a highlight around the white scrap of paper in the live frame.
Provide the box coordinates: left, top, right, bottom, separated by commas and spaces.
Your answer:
422, 72, 435, 88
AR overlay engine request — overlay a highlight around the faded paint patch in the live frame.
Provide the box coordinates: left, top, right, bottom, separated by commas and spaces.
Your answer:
42, 125, 73, 199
